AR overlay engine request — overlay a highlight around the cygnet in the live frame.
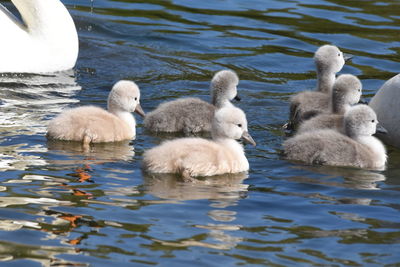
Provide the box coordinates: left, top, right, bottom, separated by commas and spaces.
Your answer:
143, 70, 240, 134
47, 80, 145, 147
369, 73, 400, 148
287, 45, 348, 130
142, 106, 256, 179
297, 74, 362, 134
283, 105, 387, 170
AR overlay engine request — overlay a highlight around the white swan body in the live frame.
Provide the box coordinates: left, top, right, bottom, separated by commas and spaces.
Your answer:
0, 0, 78, 73
369, 74, 400, 148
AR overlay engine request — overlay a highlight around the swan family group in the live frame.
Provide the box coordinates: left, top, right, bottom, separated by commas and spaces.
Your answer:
1, 0, 399, 179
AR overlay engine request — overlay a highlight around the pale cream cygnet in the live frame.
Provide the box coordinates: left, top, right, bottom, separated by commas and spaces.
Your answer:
143, 70, 240, 134
47, 80, 145, 147
297, 74, 362, 134
284, 105, 387, 170
142, 106, 256, 179
287, 45, 347, 130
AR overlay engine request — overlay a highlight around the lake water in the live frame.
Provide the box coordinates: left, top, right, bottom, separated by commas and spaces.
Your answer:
1, 0, 400, 266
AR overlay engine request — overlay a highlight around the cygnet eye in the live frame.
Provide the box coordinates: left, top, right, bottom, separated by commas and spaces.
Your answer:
237, 124, 242, 128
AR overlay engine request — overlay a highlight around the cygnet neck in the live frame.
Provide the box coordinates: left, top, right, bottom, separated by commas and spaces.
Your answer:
211, 85, 233, 108
316, 70, 336, 93
213, 98, 234, 108
332, 98, 350, 114
109, 107, 136, 133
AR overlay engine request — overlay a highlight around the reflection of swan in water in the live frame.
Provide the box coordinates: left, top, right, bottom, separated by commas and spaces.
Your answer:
143, 172, 249, 202
288, 165, 386, 190
0, 0, 78, 73
0, 71, 81, 170
46, 140, 135, 165
286, 165, 386, 205
142, 172, 248, 250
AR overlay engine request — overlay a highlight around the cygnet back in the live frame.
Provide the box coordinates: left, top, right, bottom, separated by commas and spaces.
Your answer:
297, 74, 362, 134
284, 105, 387, 170
142, 106, 255, 178
144, 69, 240, 134
287, 45, 346, 130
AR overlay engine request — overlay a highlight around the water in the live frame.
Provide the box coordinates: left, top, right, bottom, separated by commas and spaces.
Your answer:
1, 0, 400, 266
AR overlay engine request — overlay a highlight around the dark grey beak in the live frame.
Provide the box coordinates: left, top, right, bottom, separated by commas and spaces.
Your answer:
344, 53, 353, 62
135, 104, 146, 117
376, 123, 388, 134
234, 95, 241, 101
241, 131, 256, 146
358, 98, 368, 105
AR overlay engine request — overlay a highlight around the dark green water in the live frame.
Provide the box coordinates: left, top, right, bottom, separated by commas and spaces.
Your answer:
1, 0, 400, 266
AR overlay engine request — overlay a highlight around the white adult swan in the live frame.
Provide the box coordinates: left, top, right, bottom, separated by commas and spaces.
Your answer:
369, 74, 400, 148
0, 0, 78, 73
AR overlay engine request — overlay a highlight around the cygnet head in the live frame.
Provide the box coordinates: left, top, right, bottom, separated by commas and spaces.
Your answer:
314, 45, 345, 75
211, 70, 240, 108
344, 105, 378, 138
107, 80, 145, 117
211, 106, 256, 146
332, 74, 362, 113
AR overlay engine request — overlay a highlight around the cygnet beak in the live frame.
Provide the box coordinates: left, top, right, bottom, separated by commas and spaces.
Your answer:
376, 123, 388, 134
241, 131, 256, 146
344, 53, 353, 62
358, 98, 368, 105
234, 94, 241, 101
134, 104, 146, 117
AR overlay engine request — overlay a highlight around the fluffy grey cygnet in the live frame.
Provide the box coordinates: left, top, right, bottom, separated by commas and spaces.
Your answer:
297, 74, 362, 134
284, 105, 387, 170
287, 45, 347, 130
143, 70, 240, 134
47, 80, 145, 147
143, 106, 256, 180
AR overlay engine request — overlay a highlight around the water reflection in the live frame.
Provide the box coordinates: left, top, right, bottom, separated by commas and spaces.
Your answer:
143, 172, 248, 201
0, 71, 81, 170
143, 172, 248, 249
0, 240, 83, 267
285, 166, 386, 205
46, 140, 135, 165
288, 165, 386, 190
0, 71, 81, 134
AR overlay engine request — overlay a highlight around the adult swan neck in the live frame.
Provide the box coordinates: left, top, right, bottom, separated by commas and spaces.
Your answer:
0, 0, 79, 73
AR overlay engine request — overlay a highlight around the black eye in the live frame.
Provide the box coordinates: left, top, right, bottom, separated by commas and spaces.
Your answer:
358, 89, 361, 92
237, 124, 242, 128
338, 53, 341, 57
372, 120, 375, 123
134, 97, 137, 101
